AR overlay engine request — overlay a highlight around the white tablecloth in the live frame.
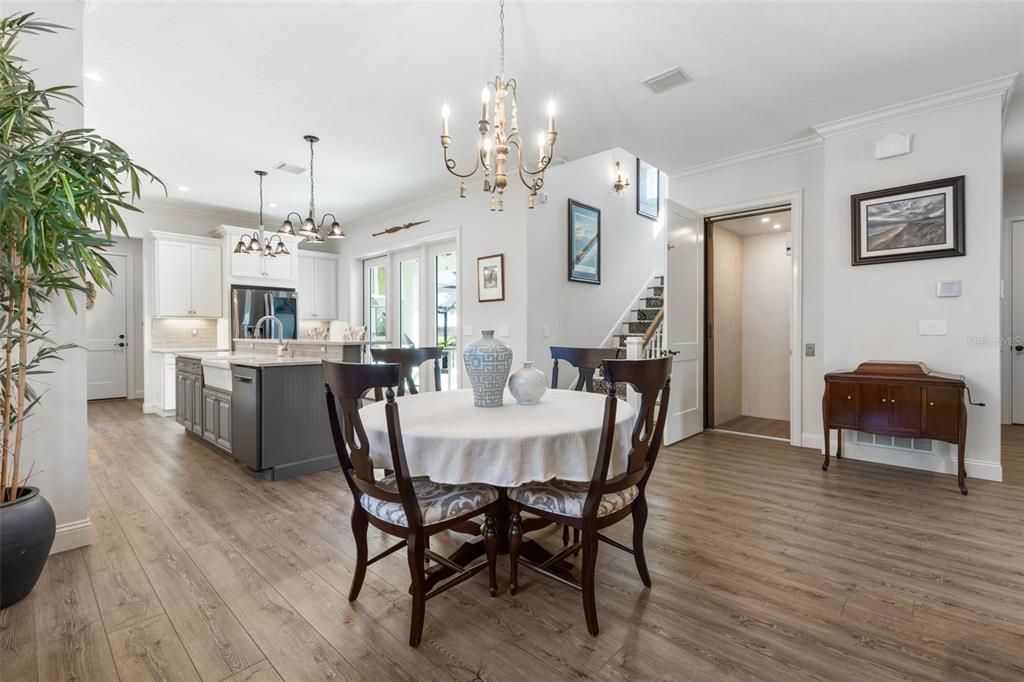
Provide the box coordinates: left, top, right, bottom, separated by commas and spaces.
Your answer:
359, 389, 636, 487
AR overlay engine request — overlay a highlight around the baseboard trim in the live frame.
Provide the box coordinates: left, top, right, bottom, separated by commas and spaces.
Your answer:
142, 402, 175, 417
804, 432, 1002, 482
710, 428, 789, 444
51, 518, 93, 554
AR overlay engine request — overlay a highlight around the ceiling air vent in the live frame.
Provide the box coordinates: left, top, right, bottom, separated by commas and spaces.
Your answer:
642, 67, 691, 94
273, 162, 306, 175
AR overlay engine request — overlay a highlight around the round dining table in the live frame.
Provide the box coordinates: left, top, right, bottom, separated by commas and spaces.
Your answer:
359, 388, 636, 487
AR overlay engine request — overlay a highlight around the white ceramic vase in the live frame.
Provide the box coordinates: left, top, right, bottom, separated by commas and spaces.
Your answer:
508, 361, 547, 406
463, 330, 513, 407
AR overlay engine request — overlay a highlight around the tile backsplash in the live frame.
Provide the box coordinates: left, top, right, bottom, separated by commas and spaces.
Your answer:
152, 318, 219, 349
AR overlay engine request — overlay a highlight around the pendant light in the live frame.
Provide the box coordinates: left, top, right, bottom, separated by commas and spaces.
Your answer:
279, 135, 345, 241
234, 170, 290, 257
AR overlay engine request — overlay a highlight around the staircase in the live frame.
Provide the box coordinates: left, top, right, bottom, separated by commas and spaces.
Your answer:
592, 275, 665, 396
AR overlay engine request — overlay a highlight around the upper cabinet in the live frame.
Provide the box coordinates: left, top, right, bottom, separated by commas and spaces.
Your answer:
297, 252, 338, 320
149, 233, 223, 318
214, 225, 301, 288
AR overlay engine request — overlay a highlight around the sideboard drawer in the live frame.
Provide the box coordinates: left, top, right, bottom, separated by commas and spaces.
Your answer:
828, 382, 859, 427
924, 385, 960, 441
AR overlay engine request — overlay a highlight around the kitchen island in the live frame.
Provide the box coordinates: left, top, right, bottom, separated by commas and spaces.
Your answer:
176, 343, 365, 479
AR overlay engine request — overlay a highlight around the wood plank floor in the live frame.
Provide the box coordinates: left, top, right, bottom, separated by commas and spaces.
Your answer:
3, 399, 1023, 681
715, 415, 791, 439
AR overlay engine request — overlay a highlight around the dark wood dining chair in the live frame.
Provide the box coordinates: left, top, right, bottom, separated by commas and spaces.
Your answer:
323, 360, 500, 647
507, 356, 672, 636
370, 346, 444, 395
550, 346, 620, 392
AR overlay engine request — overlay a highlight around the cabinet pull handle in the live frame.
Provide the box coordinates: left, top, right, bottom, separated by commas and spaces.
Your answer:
847, 395, 852, 400
929, 401, 935, 406
234, 376, 253, 384
881, 398, 887, 402
891, 400, 896, 404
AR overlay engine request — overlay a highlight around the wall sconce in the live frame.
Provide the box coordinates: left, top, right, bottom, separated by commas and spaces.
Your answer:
613, 160, 631, 194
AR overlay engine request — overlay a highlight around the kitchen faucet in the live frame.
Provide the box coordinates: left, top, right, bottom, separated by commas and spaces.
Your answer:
255, 315, 288, 355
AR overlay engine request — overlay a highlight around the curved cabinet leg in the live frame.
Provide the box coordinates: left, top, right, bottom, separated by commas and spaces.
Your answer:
836, 428, 842, 458
822, 387, 831, 471
958, 400, 968, 495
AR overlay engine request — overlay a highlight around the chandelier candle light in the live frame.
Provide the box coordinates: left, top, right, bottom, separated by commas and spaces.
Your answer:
234, 170, 291, 257
440, 0, 557, 211
279, 134, 345, 241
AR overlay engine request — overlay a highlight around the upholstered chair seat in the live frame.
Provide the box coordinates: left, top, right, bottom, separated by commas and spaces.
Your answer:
508, 480, 638, 518
361, 476, 500, 527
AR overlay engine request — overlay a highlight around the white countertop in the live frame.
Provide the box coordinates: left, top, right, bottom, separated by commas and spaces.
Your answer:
152, 347, 229, 354
233, 338, 369, 347
176, 351, 325, 368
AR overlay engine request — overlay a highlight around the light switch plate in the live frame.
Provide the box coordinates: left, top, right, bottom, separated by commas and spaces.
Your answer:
936, 280, 961, 297
463, 325, 474, 337
918, 319, 947, 336
805, 343, 815, 357
497, 325, 510, 337
543, 325, 550, 338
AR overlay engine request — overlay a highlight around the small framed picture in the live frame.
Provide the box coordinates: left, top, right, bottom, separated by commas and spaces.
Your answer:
477, 254, 505, 302
852, 176, 965, 266
568, 199, 601, 284
636, 158, 660, 220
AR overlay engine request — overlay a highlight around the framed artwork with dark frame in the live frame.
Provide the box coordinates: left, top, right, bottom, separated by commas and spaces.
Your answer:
636, 158, 660, 220
851, 176, 965, 266
568, 199, 601, 284
477, 253, 505, 302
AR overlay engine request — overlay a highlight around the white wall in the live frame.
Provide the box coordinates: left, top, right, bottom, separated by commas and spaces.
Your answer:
339, 189, 529, 374
525, 149, 667, 385
741, 231, 791, 421
670, 145, 825, 443
712, 225, 743, 424
11, 1, 92, 552
822, 96, 1004, 481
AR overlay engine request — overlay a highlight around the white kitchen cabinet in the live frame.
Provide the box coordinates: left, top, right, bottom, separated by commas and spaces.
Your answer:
263, 250, 294, 281
150, 233, 222, 318
215, 225, 300, 288
297, 253, 338, 320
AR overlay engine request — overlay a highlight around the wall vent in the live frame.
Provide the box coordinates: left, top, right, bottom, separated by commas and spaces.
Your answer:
273, 162, 306, 175
856, 431, 934, 452
642, 67, 691, 94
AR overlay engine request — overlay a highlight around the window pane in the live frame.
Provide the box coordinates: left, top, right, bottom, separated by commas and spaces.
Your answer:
368, 263, 387, 342
400, 259, 420, 347
435, 250, 457, 390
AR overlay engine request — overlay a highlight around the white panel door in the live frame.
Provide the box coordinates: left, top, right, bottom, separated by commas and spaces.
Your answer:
1012, 221, 1024, 424
86, 254, 128, 400
664, 201, 705, 444
314, 258, 338, 319
296, 255, 316, 319
155, 241, 192, 316
190, 243, 222, 317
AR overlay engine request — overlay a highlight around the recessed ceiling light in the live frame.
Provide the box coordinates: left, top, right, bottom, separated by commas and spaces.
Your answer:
84, 71, 103, 82
268, 202, 277, 208
177, 185, 189, 192
760, 216, 770, 223
773, 223, 782, 230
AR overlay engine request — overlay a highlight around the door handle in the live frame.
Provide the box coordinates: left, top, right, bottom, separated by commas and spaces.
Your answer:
1016, 345, 1024, 352
117, 342, 126, 347
667, 350, 680, 356
119, 334, 125, 339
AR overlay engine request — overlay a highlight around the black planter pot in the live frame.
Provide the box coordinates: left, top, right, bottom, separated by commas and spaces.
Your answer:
1, 487, 56, 610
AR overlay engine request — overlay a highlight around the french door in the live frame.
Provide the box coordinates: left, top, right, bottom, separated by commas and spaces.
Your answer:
364, 239, 458, 390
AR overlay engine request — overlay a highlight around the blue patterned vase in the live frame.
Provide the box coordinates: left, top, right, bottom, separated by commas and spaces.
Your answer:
463, 330, 513, 407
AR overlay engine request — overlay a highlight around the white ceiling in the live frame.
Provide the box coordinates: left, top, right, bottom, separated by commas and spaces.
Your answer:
80, 1, 1024, 223
714, 211, 791, 237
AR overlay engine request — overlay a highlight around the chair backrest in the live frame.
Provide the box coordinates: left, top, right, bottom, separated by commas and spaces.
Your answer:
550, 346, 620, 391
582, 356, 672, 519
370, 346, 444, 396
323, 360, 424, 526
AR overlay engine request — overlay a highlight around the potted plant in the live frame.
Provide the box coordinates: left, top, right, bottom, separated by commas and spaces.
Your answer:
0, 12, 160, 609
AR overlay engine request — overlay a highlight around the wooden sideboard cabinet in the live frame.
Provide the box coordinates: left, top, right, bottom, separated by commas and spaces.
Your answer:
822, 361, 968, 495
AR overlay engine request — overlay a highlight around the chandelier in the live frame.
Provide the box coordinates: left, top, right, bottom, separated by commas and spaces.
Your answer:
233, 170, 290, 257
279, 135, 344, 241
440, 0, 557, 211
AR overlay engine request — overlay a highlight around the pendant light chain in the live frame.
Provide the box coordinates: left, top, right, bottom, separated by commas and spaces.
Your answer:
258, 171, 264, 227
308, 138, 316, 220
498, 0, 504, 74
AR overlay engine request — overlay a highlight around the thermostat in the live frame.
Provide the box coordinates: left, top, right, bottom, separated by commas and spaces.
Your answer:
936, 280, 961, 298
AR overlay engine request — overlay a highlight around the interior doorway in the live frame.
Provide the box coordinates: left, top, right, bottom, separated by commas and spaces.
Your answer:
1011, 218, 1024, 424
705, 206, 794, 442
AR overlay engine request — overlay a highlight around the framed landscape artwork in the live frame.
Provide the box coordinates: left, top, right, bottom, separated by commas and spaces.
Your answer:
636, 158, 660, 220
568, 199, 601, 284
851, 176, 965, 266
477, 253, 505, 302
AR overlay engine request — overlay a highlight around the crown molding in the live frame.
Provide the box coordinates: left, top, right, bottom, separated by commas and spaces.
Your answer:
813, 73, 1019, 138
668, 135, 823, 182
134, 197, 258, 222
